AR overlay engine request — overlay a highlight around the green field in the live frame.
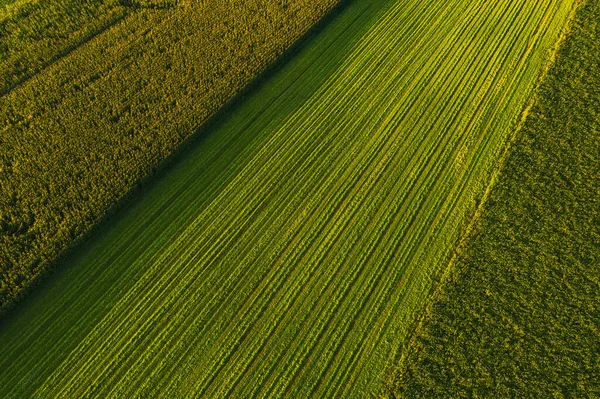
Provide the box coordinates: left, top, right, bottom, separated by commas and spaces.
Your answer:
0, 0, 576, 397
0, 0, 338, 312
384, 1, 599, 396
0, 0, 127, 95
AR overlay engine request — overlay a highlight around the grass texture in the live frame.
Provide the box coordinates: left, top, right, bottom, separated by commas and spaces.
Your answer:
0, 0, 576, 397
383, 1, 599, 397
0, 0, 339, 313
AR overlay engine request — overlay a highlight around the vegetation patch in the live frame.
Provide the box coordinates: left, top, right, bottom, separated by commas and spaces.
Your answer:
0, 0, 576, 397
0, 0, 340, 315
0, 0, 128, 95
382, 1, 599, 397
118, 0, 178, 10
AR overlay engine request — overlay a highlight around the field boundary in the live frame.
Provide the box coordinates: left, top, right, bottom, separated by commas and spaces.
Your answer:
378, 0, 587, 395
0, 0, 352, 320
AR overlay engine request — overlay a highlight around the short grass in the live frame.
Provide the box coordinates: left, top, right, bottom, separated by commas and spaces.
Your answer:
0, 0, 576, 397
382, 1, 599, 397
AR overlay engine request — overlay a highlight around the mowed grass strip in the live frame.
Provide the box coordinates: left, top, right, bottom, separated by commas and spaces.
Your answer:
0, 0, 576, 397
382, 1, 599, 397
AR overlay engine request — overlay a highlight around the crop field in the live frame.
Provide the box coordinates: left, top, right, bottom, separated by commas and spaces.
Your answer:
384, 1, 599, 397
0, 0, 127, 95
0, 0, 577, 397
0, 0, 339, 312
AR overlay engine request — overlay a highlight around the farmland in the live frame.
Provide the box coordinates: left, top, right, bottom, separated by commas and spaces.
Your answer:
0, 0, 339, 313
0, 0, 579, 398
383, 1, 600, 397
0, 0, 127, 95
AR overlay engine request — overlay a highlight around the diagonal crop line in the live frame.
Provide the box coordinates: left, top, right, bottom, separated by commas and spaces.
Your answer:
0, 0, 578, 398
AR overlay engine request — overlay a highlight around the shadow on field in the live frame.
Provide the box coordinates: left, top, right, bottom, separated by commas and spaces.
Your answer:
0, 0, 359, 323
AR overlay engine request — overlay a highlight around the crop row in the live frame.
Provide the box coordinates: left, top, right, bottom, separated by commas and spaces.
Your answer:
383, 1, 598, 397
0, 0, 576, 397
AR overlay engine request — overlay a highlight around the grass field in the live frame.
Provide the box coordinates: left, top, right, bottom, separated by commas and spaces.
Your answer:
0, 0, 576, 397
0, 0, 338, 313
383, 1, 599, 397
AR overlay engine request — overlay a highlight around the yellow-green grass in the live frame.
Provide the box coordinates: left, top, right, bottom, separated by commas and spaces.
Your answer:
0, 0, 576, 397
0, 0, 128, 95
0, 0, 339, 313
383, 1, 599, 396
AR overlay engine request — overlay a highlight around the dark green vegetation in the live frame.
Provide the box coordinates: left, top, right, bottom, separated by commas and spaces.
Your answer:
0, 0, 576, 397
0, 0, 127, 95
0, 0, 339, 314
383, 1, 599, 397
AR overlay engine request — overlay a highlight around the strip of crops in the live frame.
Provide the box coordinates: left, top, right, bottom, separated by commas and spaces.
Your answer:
382, 1, 599, 397
0, 0, 340, 314
0, 0, 576, 397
